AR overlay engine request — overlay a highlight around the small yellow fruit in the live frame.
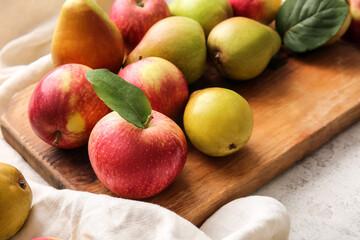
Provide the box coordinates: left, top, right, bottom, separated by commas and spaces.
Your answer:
0, 163, 32, 240
183, 87, 253, 157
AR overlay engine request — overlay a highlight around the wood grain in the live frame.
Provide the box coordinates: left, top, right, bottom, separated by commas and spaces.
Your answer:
1, 41, 360, 226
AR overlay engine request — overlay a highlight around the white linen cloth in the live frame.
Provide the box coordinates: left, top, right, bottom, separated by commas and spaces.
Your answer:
0, 0, 290, 239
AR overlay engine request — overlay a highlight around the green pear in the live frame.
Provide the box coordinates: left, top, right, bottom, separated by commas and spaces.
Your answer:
124, 16, 206, 84
169, 0, 233, 37
51, 0, 124, 73
207, 17, 281, 81
0, 163, 32, 240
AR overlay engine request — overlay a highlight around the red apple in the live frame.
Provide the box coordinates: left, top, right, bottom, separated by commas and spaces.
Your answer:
227, 0, 282, 25
342, 0, 360, 48
109, 0, 171, 53
88, 110, 187, 199
118, 57, 188, 120
28, 64, 111, 149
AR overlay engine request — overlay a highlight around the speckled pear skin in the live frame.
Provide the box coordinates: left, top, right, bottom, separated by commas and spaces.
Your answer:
124, 16, 207, 84
207, 17, 281, 81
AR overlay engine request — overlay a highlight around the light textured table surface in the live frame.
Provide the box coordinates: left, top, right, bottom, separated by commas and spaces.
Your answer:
254, 119, 360, 239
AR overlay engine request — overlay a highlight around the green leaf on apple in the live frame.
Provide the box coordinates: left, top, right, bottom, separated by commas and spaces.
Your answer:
85, 69, 151, 129
275, 0, 349, 53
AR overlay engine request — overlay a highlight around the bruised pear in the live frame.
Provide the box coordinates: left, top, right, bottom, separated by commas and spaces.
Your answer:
51, 0, 124, 73
124, 16, 206, 84
207, 17, 281, 81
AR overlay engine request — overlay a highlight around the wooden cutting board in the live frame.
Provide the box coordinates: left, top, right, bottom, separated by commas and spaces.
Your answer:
1, 41, 360, 226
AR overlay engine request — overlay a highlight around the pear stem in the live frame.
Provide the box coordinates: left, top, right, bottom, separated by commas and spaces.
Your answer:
143, 115, 153, 128
54, 130, 61, 145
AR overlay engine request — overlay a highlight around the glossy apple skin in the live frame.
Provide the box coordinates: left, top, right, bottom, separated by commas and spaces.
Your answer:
28, 64, 111, 149
110, 0, 171, 53
118, 57, 188, 120
343, 0, 360, 48
227, 0, 282, 25
88, 110, 187, 199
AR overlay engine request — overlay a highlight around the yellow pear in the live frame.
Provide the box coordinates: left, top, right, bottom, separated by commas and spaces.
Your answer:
183, 87, 253, 157
0, 163, 32, 240
51, 0, 124, 73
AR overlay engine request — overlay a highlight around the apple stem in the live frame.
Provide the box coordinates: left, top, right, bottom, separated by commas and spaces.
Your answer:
143, 115, 153, 128
54, 130, 61, 145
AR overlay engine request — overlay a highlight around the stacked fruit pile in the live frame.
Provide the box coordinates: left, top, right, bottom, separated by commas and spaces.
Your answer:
27, 0, 359, 200
2, 0, 360, 238
27, 0, 257, 201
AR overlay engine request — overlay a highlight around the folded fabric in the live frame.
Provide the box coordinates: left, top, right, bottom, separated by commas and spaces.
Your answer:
12, 181, 211, 240
200, 196, 290, 240
0, 1, 290, 239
